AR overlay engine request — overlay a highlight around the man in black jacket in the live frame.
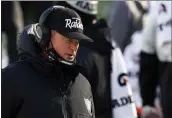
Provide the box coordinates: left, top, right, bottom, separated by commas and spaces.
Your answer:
55, 1, 137, 118
1, 5, 95, 118
54, 2, 113, 118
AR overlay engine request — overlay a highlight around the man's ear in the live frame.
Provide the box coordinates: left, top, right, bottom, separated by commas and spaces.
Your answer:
51, 30, 56, 37
45, 30, 54, 50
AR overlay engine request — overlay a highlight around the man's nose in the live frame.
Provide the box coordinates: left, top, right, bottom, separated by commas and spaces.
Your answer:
70, 40, 79, 51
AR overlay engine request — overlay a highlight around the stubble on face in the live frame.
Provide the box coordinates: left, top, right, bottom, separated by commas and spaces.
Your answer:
50, 30, 79, 62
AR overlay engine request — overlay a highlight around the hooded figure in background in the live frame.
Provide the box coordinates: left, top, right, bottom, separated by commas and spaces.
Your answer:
55, 1, 137, 118
2, 1, 24, 65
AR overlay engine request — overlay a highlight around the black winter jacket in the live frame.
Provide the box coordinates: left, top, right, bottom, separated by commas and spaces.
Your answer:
76, 19, 114, 118
1, 24, 95, 118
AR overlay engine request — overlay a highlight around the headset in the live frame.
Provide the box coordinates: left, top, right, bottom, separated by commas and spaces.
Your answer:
33, 5, 65, 49
33, 5, 77, 65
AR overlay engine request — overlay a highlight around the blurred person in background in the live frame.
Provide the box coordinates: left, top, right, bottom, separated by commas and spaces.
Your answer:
2, 1, 24, 66
55, 1, 137, 118
123, 30, 144, 117
19, 1, 53, 25
107, 1, 150, 117
107, 1, 149, 53
139, 1, 171, 118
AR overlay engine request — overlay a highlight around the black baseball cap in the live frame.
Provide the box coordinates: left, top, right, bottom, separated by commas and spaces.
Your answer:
41, 6, 93, 42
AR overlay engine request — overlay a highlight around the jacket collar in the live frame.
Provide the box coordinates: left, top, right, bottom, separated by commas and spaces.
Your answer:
19, 53, 81, 81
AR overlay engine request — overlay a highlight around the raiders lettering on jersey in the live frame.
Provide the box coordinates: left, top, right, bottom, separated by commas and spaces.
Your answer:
112, 95, 134, 108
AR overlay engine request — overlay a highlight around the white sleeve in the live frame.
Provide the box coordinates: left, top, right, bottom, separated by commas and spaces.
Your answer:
141, 7, 157, 54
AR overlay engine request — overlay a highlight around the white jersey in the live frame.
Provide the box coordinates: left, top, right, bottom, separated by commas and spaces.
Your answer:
123, 31, 143, 108
141, 1, 172, 62
111, 41, 137, 118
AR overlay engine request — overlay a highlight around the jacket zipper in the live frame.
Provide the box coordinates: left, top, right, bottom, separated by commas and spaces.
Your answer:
60, 67, 73, 118
61, 94, 68, 118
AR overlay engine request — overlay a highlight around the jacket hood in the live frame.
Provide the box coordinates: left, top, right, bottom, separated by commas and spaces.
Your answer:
81, 19, 114, 54
17, 24, 42, 60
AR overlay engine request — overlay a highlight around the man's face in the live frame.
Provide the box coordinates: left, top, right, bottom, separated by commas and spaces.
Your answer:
50, 30, 79, 62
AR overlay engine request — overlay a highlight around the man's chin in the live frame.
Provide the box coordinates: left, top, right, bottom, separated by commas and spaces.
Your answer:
66, 59, 75, 62
64, 57, 75, 62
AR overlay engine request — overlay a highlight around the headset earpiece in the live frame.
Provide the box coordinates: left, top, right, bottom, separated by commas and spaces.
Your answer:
34, 5, 65, 50
33, 23, 50, 49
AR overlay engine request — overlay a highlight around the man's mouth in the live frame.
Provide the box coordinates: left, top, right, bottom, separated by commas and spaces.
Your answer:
67, 54, 75, 58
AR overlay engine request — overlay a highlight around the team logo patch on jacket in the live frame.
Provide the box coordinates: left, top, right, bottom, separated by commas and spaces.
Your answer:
84, 98, 92, 115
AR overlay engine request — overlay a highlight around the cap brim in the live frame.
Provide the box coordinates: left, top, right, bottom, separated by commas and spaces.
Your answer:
62, 32, 93, 42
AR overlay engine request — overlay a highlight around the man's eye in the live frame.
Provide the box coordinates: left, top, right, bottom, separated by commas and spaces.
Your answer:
64, 38, 70, 41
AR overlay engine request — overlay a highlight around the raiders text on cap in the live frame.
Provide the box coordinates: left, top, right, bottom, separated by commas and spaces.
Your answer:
65, 17, 83, 30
